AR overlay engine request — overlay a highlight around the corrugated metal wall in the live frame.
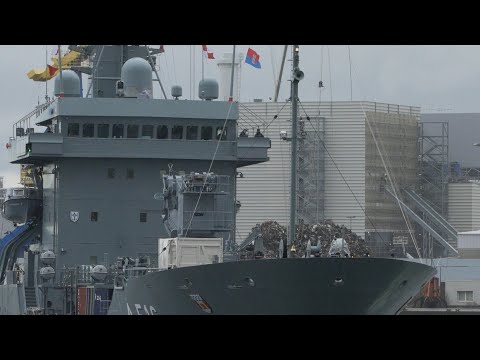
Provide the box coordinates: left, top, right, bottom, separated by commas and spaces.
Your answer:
458, 232, 480, 249
448, 182, 480, 232
236, 101, 420, 243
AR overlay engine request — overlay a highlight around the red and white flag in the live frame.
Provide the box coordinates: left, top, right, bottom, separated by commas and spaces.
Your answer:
202, 45, 215, 59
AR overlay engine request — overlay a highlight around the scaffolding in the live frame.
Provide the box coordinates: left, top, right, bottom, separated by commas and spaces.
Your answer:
296, 117, 325, 226
365, 112, 418, 233
416, 122, 453, 256
418, 122, 449, 217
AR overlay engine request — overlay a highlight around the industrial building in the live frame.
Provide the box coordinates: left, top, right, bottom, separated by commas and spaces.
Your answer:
236, 101, 420, 256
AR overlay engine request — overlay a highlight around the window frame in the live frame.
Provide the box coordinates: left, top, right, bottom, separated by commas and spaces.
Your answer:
127, 124, 140, 139
171, 125, 184, 140
112, 124, 125, 138
142, 125, 154, 138
457, 290, 474, 302
156, 125, 169, 139
186, 125, 199, 140
82, 123, 95, 138
216, 126, 227, 141
67, 123, 80, 137
201, 126, 213, 140
97, 124, 110, 138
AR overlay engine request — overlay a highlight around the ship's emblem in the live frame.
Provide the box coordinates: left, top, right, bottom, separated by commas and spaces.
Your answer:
70, 211, 80, 223
189, 294, 212, 314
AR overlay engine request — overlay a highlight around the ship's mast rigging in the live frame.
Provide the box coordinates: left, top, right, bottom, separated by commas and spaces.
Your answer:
288, 45, 303, 257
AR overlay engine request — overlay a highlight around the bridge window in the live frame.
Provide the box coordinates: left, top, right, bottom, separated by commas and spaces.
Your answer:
107, 168, 115, 179
127, 168, 135, 179
458, 291, 473, 302
112, 124, 124, 138
91, 212, 98, 222
127, 124, 139, 138
201, 126, 213, 140
186, 126, 198, 140
142, 125, 154, 138
157, 125, 168, 139
172, 125, 183, 139
140, 212, 147, 223
98, 124, 109, 138
82, 123, 94, 137
67, 123, 79, 137
216, 127, 227, 141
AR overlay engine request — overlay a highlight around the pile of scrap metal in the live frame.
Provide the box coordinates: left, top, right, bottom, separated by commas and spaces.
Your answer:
245, 220, 371, 258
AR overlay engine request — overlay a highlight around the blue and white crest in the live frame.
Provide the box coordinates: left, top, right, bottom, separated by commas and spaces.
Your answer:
70, 211, 79, 223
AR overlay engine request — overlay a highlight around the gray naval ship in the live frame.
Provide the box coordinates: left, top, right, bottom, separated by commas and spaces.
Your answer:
0, 45, 435, 315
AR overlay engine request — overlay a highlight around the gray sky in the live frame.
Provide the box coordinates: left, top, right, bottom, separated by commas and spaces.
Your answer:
1, 45, 480, 186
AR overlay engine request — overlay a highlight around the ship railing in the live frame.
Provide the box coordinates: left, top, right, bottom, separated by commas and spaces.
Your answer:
12, 97, 58, 139
182, 175, 231, 194
58, 267, 115, 286
26, 307, 43, 315
182, 210, 233, 231
122, 267, 164, 279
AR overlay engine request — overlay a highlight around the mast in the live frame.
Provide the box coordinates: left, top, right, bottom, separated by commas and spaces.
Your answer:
288, 45, 302, 257
45, 46, 48, 101
228, 45, 236, 102
58, 45, 64, 97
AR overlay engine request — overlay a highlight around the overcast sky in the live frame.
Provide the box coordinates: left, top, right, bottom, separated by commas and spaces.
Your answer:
1, 45, 480, 186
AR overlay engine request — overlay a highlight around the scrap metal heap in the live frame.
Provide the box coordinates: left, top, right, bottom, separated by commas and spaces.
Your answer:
249, 220, 371, 258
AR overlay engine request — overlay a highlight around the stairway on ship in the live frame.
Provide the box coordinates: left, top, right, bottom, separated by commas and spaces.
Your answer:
24, 287, 37, 308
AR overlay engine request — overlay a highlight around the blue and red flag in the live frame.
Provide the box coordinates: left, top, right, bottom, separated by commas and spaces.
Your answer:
245, 48, 261, 69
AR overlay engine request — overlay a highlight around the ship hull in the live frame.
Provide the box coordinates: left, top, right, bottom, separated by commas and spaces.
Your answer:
110, 257, 435, 315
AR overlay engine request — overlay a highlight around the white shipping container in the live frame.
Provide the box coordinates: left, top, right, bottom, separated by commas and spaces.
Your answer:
158, 237, 223, 269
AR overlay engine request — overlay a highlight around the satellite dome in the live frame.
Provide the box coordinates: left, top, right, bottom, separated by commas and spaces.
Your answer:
54, 70, 81, 97
121, 57, 153, 98
40, 250, 56, 265
91, 264, 108, 282
171, 85, 182, 99
198, 79, 219, 100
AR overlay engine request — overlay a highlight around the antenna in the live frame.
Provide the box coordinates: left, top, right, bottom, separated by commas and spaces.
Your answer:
45, 46, 48, 101
228, 45, 236, 102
